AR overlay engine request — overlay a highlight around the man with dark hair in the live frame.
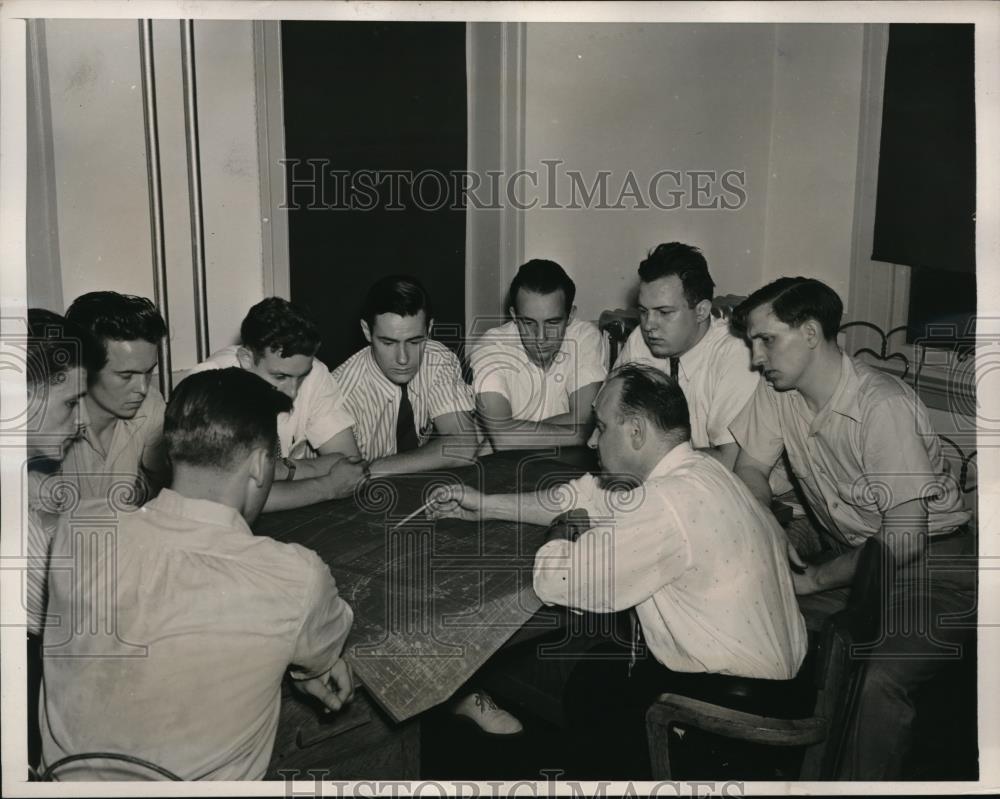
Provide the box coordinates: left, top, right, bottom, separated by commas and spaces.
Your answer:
613, 242, 760, 470
729, 276, 973, 779
334, 275, 480, 475
432, 364, 806, 770
469, 259, 607, 450
39, 368, 355, 780
187, 297, 366, 510
62, 291, 169, 505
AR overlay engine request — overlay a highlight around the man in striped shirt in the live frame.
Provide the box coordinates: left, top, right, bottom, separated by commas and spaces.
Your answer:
22, 309, 100, 768
333, 275, 481, 476
333, 275, 519, 733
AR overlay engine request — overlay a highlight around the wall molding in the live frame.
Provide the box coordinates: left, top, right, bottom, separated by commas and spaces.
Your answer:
465, 21, 526, 337
253, 20, 290, 300
25, 20, 63, 312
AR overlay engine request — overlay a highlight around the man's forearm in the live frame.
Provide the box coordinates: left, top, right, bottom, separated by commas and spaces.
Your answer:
735, 463, 773, 507
809, 546, 863, 592
481, 491, 562, 527
484, 418, 590, 452
264, 478, 336, 512
369, 436, 479, 476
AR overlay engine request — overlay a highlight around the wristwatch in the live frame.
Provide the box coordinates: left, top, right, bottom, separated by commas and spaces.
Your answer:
281, 456, 296, 481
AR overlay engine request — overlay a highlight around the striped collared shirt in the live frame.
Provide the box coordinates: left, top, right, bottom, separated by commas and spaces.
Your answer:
333, 340, 475, 461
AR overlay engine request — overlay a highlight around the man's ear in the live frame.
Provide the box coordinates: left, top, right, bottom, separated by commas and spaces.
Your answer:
801, 319, 822, 348
247, 446, 270, 489
629, 415, 646, 451
427, 317, 435, 337
360, 320, 372, 343
236, 346, 255, 370
693, 299, 712, 323
508, 306, 517, 321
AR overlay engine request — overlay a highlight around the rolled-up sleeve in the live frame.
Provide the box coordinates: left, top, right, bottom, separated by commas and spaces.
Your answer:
469, 340, 512, 401
705, 346, 760, 447
425, 347, 476, 420
289, 553, 354, 680
860, 395, 941, 514
729, 378, 785, 469
305, 370, 356, 450
533, 488, 689, 612
568, 323, 608, 392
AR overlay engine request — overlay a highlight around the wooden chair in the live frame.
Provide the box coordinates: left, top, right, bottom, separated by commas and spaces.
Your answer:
645, 536, 894, 780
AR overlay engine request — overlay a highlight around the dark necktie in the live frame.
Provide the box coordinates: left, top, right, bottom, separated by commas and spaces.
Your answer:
396, 383, 419, 453
669, 356, 680, 381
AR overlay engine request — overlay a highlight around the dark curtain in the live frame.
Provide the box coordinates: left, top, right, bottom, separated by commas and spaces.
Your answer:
872, 24, 975, 274
281, 22, 467, 369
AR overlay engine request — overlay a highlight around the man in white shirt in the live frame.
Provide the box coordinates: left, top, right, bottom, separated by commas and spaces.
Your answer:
470, 259, 607, 451
61, 292, 171, 507
333, 275, 480, 476
40, 368, 355, 780
729, 276, 974, 779
614, 242, 759, 470
431, 364, 807, 769
187, 297, 366, 511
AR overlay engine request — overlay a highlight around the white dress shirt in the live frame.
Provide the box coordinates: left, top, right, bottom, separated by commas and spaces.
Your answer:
533, 443, 807, 679
614, 316, 759, 449
470, 319, 607, 422
188, 345, 354, 459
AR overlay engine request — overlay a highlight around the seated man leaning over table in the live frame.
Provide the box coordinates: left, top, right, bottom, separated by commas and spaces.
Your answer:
430, 364, 807, 772
186, 296, 367, 511
729, 276, 974, 781
61, 291, 171, 506
333, 274, 481, 476
469, 259, 606, 451
40, 368, 354, 780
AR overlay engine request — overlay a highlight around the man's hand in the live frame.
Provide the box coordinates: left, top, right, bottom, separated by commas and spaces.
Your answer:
293, 658, 355, 713
792, 564, 824, 595
317, 456, 368, 500
786, 540, 822, 595
426, 483, 484, 521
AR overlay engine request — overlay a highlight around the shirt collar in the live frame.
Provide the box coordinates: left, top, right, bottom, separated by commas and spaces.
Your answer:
645, 441, 696, 481
78, 392, 150, 445
823, 352, 863, 424
506, 319, 572, 369
676, 316, 726, 379
146, 488, 252, 536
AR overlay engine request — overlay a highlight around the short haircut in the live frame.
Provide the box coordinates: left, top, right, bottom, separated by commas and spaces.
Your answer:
637, 242, 715, 307
607, 363, 691, 443
508, 259, 576, 314
165, 368, 292, 469
27, 308, 101, 387
240, 297, 321, 359
362, 275, 431, 329
65, 291, 167, 369
733, 277, 844, 341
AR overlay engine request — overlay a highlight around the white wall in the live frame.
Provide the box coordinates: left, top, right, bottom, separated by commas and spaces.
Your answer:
37, 19, 264, 373
760, 24, 865, 300
518, 23, 867, 323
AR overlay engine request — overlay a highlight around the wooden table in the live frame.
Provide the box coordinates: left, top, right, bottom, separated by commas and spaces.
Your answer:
257, 447, 596, 779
